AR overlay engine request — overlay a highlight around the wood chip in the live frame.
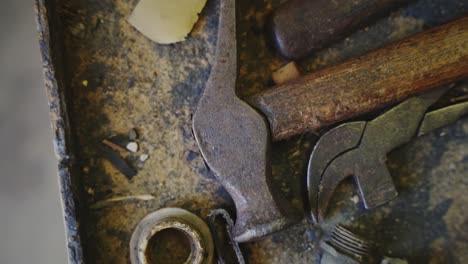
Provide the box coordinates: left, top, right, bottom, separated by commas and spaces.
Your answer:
272, 62, 301, 85
102, 139, 128, 153
128, 0, 207, 44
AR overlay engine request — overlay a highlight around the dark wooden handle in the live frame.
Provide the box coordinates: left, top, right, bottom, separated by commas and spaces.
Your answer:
250, 17, 468, 141
268, 0, 412, 60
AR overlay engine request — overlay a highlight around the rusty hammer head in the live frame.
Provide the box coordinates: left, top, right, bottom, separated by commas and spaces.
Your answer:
192, 0, 301, 242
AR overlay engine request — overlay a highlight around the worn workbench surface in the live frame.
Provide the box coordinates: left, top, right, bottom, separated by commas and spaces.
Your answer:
36, 0, 467, 263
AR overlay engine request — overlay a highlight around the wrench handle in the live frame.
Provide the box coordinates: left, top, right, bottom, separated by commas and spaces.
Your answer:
250, 16, 468, 141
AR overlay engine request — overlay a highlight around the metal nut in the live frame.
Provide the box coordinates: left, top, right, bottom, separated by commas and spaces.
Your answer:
130, 208, 214, 264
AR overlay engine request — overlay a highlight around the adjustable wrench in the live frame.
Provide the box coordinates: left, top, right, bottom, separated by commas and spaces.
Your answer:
193, 0, 468, 242
308, 89, 468, 223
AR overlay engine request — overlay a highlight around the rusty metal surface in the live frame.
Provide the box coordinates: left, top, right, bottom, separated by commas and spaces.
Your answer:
129, 208, 214, 264
309, 95, 468, 225
192, 0, 301, 242
35, 0, 467, 263
310, 88, 449, 223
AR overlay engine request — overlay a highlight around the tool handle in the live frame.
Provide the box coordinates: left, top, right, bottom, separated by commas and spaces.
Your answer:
250, 17, 468, 141
268, 0, 410, 60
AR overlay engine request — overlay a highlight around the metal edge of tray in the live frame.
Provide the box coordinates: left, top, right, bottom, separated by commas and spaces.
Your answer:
35, 0, 85, 263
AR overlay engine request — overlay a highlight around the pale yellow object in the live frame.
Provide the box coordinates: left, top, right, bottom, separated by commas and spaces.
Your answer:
129, 0, 207, 44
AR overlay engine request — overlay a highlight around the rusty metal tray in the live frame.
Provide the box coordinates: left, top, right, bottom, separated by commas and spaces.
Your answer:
36, 0, 467, 263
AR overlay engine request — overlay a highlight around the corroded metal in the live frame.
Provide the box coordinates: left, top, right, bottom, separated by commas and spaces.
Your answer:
320, 225, 373, 264
307, 121, 366, 224
35, 0, 468, 262
129, 208, 213, 264
208, 209, 246, 264
308, 88, 468, 222
192, 0, 300, 242
419, 101, 468, 136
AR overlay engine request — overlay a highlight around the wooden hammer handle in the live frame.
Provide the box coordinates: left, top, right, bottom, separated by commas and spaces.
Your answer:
250, 17, 468, 141
269, 0, 411, 60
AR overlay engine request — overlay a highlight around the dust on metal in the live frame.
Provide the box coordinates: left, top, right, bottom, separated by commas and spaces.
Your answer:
192, 0, 301, 242
308, 87, 468, 222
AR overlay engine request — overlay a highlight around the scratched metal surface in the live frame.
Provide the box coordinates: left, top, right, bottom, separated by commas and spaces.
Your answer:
36, 0, 467, 263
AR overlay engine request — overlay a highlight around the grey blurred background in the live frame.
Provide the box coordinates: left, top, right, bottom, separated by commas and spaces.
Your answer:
0, 0, 68, 263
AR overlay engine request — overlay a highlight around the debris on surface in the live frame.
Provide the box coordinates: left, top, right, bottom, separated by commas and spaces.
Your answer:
102, 148, 137, 180
128, 128, 139, 140
70, 22, 86, 38
350, 195, 360, 204
126, 142, 139, 153
272, 62, 301, 85
184, 150, 199, 161
87, 188, 95, 195
128, 0, 207, 44
380, 256, 408, 264
100, 128, 146, 179
139, 154, 149, 162
102, 139, 128, 153
90, 194, 155, 209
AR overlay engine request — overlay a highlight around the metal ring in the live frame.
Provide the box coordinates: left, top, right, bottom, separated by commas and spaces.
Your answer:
130, 208, 214, 264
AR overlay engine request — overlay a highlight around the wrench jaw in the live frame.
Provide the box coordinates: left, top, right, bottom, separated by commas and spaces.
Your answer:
307, 122, 366, 224
353, 155, 398, 210
313, 147, 399, 223
309, 88, 451, 223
